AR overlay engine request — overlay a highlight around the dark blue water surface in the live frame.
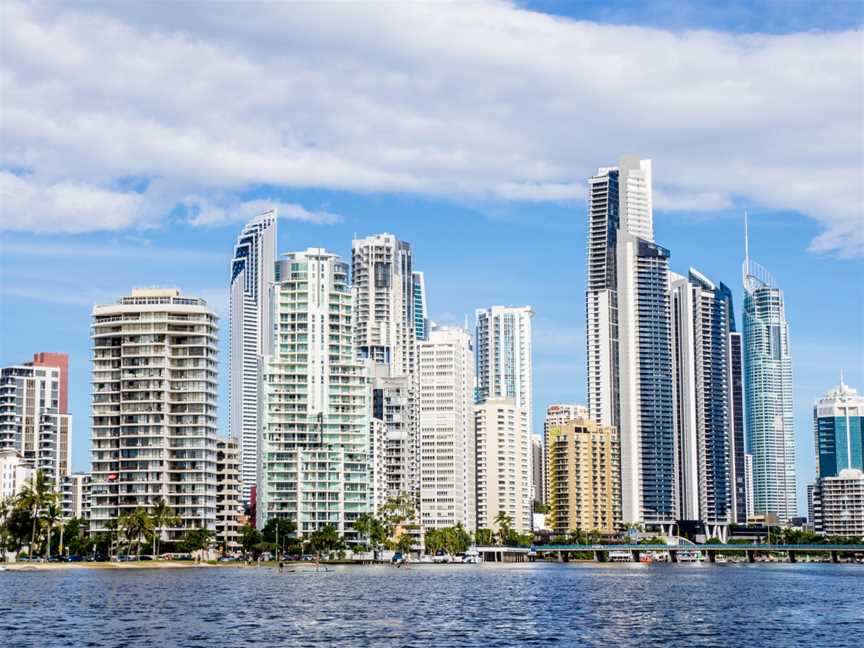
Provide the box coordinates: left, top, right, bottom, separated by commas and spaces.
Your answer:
2, 562, 861, 647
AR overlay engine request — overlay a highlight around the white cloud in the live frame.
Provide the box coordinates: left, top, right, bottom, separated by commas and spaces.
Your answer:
0, 172, 145, 233
653, 189, 733, 212
182, 196, 341, 227
1, 1, 861, 255
0, 238, 224, 261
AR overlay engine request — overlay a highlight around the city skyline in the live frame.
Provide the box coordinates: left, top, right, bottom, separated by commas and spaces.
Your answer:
2, 202, 860, 516
1, 2, 862, 517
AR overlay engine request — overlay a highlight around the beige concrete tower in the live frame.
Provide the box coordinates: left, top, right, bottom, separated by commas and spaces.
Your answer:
418, 326, 475, 532
475, 397, 531, 533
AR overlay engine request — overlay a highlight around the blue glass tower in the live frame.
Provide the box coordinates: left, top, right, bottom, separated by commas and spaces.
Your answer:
412, 271, 428, 341
742, 218, 797, 523
814, 379, 864, 477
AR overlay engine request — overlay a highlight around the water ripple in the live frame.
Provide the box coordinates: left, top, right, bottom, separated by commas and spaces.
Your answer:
1, 563, 861, 647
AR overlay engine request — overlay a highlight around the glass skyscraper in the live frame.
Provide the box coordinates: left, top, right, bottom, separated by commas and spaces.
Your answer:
587, 157, 676, 530
742, 244, 797, 523
412, 271, 428, 341
813, 378, 863, 477
671, 269, 747, 537
228, 210, 277, 504
474, 305, 534, 426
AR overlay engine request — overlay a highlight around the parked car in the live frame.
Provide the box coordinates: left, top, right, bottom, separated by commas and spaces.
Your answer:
66, 556, 84, 562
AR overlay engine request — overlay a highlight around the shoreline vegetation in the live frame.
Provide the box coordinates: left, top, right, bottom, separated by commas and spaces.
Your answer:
5, 556, 859, 571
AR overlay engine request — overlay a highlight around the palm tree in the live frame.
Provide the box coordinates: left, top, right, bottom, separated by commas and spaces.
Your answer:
122, 508, 154, 558
494, 511, 513, 546
104, 518, 119, 560
18, 470, 54, 559
0, 497, 13, 555
42, 500, 62, 559
150, 498, 180, 556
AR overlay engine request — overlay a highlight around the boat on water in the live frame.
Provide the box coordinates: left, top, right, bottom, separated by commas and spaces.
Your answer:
714, 554, 729, 564
432, 550, 452, 564
462, 549, 481, 564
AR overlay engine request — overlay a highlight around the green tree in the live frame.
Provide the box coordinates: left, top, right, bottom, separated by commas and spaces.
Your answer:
179, 528, 215, 554
149, 498, 180, 556
18, 470, 56, 558
262, 518, 297, 556
307, 524, 344, 557
41, 500, 62, 558
424, 528, 443, 555
586, 529, 604, 545
120, 508, 154, 558
102, 518, 119, 559
568, 528, 588, 545
395, 529, 415, 555
353, 513, 388, 560
0, 497, 16, 555
379, 493, 418, 554
433, 523, 472, 555
240, 524, 263, 558
380, 493, 415, 528
475, 528, 494, 545
62, 517, 89, 556
494, 511, 513, 546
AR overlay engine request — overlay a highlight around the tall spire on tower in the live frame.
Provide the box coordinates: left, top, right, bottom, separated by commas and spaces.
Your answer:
744, 209, 750, 268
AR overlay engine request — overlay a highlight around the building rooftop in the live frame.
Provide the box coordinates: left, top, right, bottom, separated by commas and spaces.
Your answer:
131, 288, 181, 298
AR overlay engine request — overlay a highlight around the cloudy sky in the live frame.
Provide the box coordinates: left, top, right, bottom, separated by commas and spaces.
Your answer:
1, 0, 862, 512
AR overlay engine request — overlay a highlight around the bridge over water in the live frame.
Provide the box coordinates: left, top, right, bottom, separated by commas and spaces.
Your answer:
476, 544, 864, 564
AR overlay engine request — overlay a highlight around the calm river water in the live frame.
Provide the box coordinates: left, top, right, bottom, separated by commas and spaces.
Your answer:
2, 562, 861, 647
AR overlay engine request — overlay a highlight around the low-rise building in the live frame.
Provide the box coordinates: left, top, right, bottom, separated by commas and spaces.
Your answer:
809, 469, 864, 538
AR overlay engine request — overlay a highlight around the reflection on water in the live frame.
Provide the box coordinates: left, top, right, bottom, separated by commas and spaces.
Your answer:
2, 563, 861, 647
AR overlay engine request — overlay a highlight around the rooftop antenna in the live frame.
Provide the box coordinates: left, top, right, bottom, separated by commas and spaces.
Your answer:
744, 209, 750, 268
840, 368, 845, 389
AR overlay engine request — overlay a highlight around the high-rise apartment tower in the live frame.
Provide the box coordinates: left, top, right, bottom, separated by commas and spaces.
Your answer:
742, 216, 797, 523
90, 288, 219, 538
229, 211, 277, 504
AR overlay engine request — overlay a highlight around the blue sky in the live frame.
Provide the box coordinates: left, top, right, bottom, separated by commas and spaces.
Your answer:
1, 1, 862, 513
